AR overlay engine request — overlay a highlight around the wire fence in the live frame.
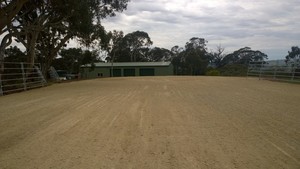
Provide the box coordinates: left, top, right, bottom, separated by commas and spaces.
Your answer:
0, 62, 47, 96
247, 60, 300, 83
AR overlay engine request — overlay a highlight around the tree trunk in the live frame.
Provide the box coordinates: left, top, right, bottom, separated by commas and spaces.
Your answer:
22, 30, 39, 79
0, 33, 14, 70
130, 53, 133, 62
43, 55, 53, 78
0, 49, 4, 74
27, 31, 39, 68
41, 34, 72, 78
0, 33, 14, 89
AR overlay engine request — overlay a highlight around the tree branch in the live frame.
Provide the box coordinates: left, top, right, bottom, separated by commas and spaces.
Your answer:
0, 0, 29, 33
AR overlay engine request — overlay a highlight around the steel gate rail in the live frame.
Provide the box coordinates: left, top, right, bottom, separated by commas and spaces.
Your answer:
0, 62, 47, 96
247, 60, 300, 82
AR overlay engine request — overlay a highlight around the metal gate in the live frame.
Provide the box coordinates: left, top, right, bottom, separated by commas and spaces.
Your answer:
0, 62, 47, 95
247, 60, 300, 82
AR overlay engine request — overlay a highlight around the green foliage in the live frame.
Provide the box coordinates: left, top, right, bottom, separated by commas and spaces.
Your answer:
1, 0, 129, 72
205, 69, 220, 76
172, 37, 209, 75
0, 0, 29, 33
111, 31, 153, 62
205, 47, 268, 77
53, 48, 101, 73
185, 37, 207, 50
122, 31, 153, 62
146, 47, 172, 62
285, 46, 300, 65
218, 64, 248, 76
105, 30, 124, 62
4, 46, 26, 62
220, 47, 268, 67
208, 45, 225, 68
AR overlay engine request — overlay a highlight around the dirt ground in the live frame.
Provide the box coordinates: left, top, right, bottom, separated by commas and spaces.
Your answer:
0, 76, 299, 169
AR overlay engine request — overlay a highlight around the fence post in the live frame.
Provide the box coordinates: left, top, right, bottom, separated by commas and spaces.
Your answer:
247, 61, 251, 78
291, 64, 295, 81
273, 62, 277, 80
259, 61, 263, 80
34, 64, 47, 85
20, 62, 27, 91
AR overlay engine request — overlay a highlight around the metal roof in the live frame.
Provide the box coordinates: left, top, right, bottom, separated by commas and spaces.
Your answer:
81, 62, 172, 68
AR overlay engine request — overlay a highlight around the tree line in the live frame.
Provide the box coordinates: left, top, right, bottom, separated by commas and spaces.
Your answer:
1, 0, 299, 77
1, 0, 129, 76
101, 30, 299, 76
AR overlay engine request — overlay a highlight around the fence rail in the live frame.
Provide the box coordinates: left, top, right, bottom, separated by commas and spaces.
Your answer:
247, 60, 300, 82
0, 62, 47, 96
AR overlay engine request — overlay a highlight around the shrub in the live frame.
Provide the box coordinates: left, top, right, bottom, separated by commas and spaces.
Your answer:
206, 69, 220, 76
218, 64, 248, 76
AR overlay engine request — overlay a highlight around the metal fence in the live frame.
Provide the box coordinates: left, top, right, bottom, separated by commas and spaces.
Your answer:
247, 60, 300, 82
0, 62, 47, 96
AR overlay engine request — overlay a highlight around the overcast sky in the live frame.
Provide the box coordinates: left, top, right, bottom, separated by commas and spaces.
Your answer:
101, 0, 300, 60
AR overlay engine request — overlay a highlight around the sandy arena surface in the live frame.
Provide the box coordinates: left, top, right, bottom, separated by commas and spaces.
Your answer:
0, 76, 299, 169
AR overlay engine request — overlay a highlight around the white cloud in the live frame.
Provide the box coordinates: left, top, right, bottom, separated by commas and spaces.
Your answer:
3, 0, 298, 60
102, 0, 300, 59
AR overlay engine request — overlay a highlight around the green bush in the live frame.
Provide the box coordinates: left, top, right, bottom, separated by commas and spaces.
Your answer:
218, 64, 248, 76
206, 69, 220, 76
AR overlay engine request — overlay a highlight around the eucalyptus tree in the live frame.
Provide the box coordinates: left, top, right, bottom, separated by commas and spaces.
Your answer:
0, 0, 129, 71
220, 47, 268, 67
55, 48, 100, 73
3, 45, 26, 62
0, 0, 29, 32
170, 45, 184, 75
208, 45, 225, 68
105, 30, 124, 62
0, 0, 29, 62
285, 46, 300, 66
184, 37, 209, 75
146, 47, 172, 62
118, 31, 153, 62
170, 38, 209, 75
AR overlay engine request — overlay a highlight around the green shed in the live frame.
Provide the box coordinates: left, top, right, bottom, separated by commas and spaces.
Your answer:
81, 62, 173, 78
